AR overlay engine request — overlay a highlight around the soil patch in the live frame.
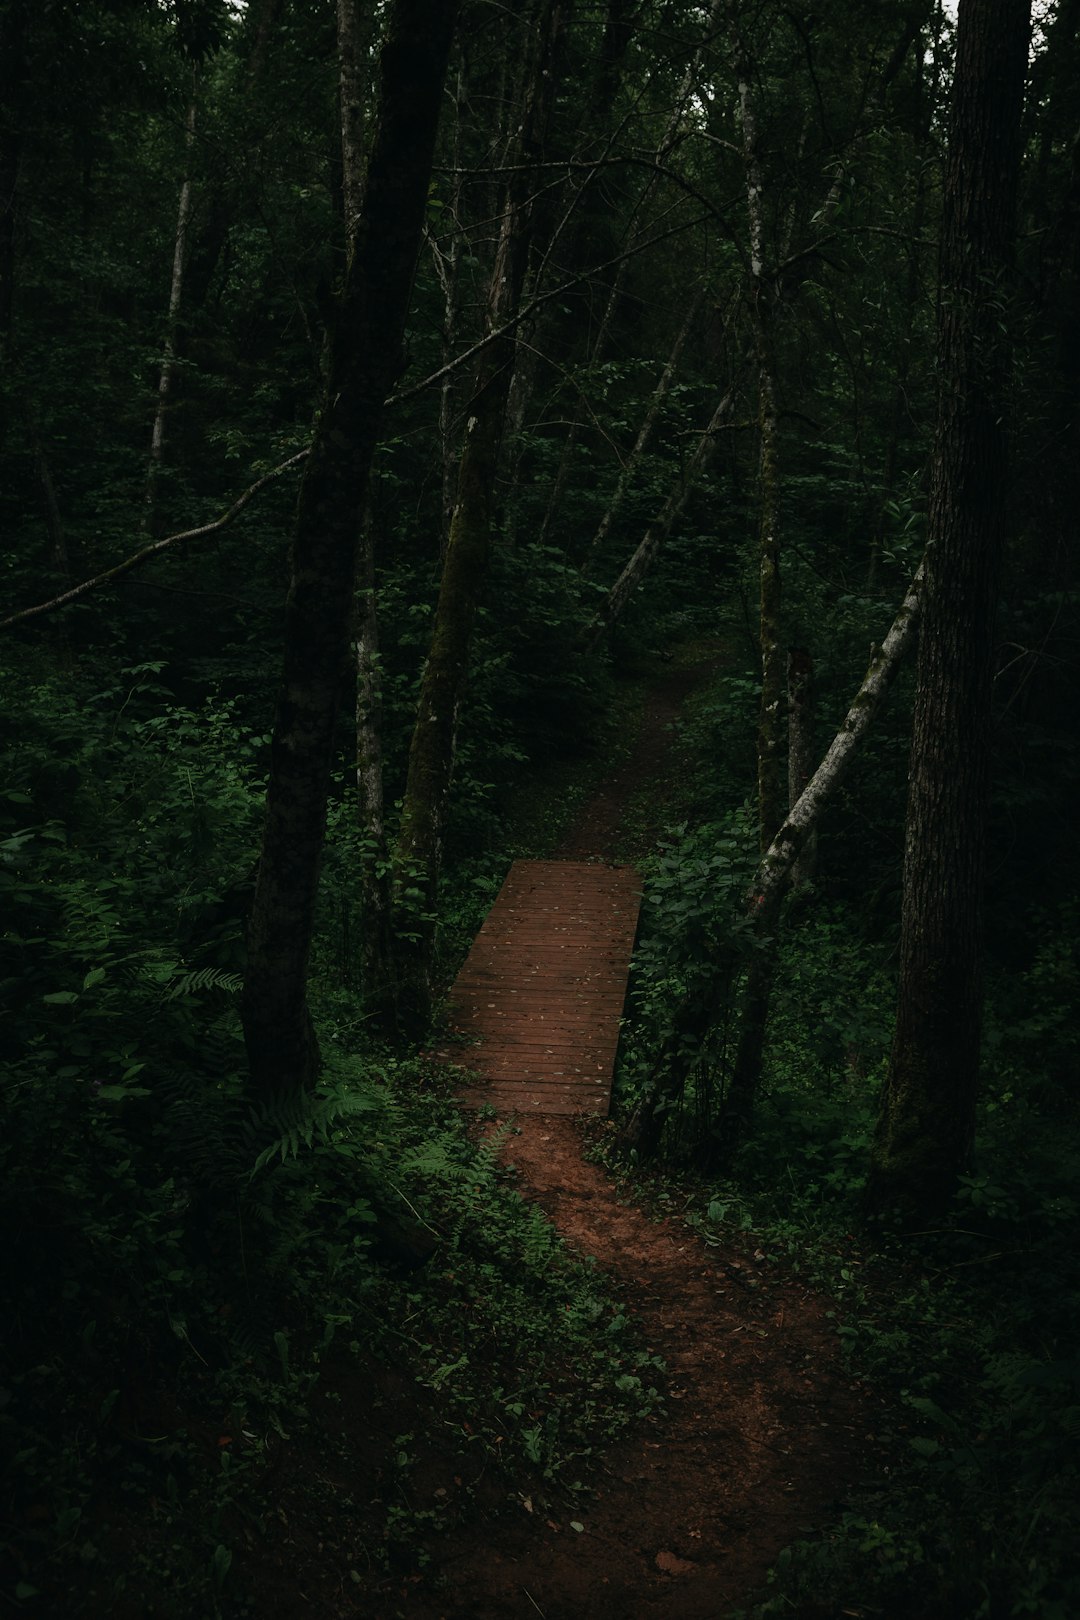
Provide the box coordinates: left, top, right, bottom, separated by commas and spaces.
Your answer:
557, 659, 708, 862
391, 1114, 875, 1619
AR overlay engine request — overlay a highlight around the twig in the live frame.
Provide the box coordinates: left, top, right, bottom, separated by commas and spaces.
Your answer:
390, 211, 711, 405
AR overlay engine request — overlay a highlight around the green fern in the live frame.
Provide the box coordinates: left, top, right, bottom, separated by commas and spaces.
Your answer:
247, 1080, 389, 1175
165, 966, 243, 999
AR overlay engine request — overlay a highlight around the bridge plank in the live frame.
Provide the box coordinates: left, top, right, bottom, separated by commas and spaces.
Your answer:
439, 859, 641, 1116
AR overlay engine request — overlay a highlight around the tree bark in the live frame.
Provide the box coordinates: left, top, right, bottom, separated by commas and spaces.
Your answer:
867, 0, 1031, 1219
0, 0, 24, 362
337, 0, 393, 1024
718, 1, 786, 1135
392, 0, 569, 1034
241, 0, 460, 1100
144, 90, 197, 534
619, 556, 926, 1159
355, 524, 394, 1018
336, 0, 373, 254
787, 646, 817, 887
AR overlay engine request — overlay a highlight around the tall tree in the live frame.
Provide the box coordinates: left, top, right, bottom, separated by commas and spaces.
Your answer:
0, 0, 26, 364
390, 0, 569, 1033
241, 0, 459, 1100
867, 0, 1031, 1217
144, 83, 197, 533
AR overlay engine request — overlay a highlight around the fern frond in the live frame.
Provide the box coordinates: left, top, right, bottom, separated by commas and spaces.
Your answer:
166, 966, 243, 999
245, 1077, 390, 1175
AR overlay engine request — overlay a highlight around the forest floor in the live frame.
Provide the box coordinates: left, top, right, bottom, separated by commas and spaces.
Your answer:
243, 654, 882, 1620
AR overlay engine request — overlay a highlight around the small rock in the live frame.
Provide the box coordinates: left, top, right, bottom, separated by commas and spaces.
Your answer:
655, 1549, 696, 1576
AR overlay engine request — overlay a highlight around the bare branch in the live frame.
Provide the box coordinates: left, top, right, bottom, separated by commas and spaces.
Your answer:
391, 209, 711, 405
1, 449, 309, 631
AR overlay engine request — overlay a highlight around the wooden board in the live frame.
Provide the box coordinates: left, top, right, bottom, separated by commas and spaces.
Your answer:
438, 859, 641, 1116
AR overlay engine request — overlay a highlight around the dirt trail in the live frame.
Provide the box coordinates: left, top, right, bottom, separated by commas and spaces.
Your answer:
401, 659, 876, 1618
427, 1119, 868, 1619
557, 662, 704, 862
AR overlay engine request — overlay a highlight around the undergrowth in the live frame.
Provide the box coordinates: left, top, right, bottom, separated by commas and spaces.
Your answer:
602, 652, 1080, 1619
0, 650, 658, 1617
624, 970, 1077, 1610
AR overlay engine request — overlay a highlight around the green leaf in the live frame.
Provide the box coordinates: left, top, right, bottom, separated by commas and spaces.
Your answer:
211, 1544, 232, 1590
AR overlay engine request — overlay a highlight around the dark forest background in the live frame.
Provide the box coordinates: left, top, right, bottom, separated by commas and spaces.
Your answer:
2, 0, 1078, 1613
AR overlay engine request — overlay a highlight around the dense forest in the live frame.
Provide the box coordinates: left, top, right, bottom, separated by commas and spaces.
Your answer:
2, 0, 1078, 1614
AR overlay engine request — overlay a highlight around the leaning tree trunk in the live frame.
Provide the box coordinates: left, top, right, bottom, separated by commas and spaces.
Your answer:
336, 0, 373, 245
787, 647, 817, 887
619, 556, 926, 1159
867, 0, 1030, 1219
242, 0, 459, 1101
354, 523, 395, 1017
392, 0, 568, 1035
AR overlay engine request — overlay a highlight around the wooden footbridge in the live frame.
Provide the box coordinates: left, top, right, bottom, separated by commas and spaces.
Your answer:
439, 860, 642, 1116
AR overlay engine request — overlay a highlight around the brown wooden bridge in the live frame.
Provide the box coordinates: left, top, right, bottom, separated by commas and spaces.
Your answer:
439, 860, 642, 1116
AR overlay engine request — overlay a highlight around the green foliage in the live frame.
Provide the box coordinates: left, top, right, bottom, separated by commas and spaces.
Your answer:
614, 808, 757, 1143
0, 645, 658, 1612
2, 0, 1078, 1612
689, 905, 1080, 1620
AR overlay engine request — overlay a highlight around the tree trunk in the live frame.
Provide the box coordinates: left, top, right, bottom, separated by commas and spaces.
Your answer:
144, 90, 197, 534
787, 646, 817, 887
355, 523, 394, 1019
619, 556, 926, 1159
0, 0, 25, 363
867, 0, 1030, 1219
392, 0, 569, 1034
429, 62, 466, 555
719, 1, 786, 1140
338, 0, 393, 1025
336, 0, 373, 252
242, 0, 460, 1100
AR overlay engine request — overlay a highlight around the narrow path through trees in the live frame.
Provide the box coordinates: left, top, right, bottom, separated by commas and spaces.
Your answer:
383, 659, 878, 1619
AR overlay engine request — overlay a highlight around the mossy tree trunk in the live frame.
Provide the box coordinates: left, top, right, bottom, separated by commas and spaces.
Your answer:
718, 4, 785, 1152
867, 0, 1030, 1219
241, 0, 459, 1101
392, 0, 569, 1035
